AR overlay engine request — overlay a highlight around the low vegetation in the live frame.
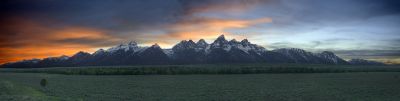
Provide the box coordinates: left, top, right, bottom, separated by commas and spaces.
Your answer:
1, 72, 400, 101
0, 81, 59, 101
40, 79, 47, 87
1, 64, 399, 75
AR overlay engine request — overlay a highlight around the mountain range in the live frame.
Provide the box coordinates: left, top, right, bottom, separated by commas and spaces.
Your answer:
1, 35, 385, 68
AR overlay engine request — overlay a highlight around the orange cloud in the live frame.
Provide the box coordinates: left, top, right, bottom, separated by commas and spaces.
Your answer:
0, 17, 120, 64
134, 17, 272, 48
50, 27, 111, 40
0, 45, 96, 63
146, 17, 272, 48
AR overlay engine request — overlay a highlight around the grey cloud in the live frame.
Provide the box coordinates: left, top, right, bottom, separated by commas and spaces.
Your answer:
330, 49, 400, 64
266, 41, 322, 50
53, 38, 122, 47
331, 50, 400, 57
267, 38, 355, 50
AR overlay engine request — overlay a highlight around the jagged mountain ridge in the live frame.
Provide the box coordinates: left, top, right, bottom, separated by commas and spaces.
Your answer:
348, 59, 385, 65
0, 35, 385, 68
272, 48, 349, 64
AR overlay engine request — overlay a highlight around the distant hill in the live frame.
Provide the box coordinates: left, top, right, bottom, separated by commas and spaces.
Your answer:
0, 35, 385, 68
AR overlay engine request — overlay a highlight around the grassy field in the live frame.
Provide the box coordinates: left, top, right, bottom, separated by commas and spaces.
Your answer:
1, 72, 400, 101
1, 64, 400, 75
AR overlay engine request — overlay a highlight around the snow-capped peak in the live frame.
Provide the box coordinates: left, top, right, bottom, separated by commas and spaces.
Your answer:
188, 40, 195, 43
217, 34, 226, 40
317, 51, 342, 64
75, 51, 90, 55
196, 39, 208, 46
209, 35, 266, 54
232, 40, 266, 54
151, 43, 160, 48
44, 55, 70, 61
241, 39, 250, 45
230, 39, 239, 43
45, 55, 70, 61
56, 55, 70, 60
72, 51, 90, 58
93, 49, 105, 55
107, 41, 140, 53
172, 39, 199, 51
127, 41, 138, 46
214, 35, 228, 43
272, 48, 313, 61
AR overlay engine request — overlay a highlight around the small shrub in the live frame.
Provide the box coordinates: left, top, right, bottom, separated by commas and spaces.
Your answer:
40, 79, 47, 87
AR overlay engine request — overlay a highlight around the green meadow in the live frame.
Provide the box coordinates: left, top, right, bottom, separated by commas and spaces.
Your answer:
1, 64, 400, 101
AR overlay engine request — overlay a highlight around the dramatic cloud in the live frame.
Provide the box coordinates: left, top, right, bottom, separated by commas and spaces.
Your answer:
0, 17, 121, 63
331, 50, 400, 64
130, 17, 272, 48
0, 0, 399, 64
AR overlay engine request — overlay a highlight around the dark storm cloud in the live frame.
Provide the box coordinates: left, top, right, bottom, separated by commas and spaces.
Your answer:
1, 0, 184, 31
0, 0, 266, 32
1, 0, 398, 37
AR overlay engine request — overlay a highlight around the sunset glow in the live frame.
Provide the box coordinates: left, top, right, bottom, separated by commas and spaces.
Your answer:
1, 0, 399, 64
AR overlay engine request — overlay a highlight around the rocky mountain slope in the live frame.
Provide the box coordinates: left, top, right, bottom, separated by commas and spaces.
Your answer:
1, 35, 385, 68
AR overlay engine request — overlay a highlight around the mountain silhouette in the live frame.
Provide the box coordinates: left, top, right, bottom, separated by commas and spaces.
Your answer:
0, 35, 385, 68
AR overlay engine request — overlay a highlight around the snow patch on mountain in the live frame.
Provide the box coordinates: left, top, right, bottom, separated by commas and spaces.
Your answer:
2, 34, 388, 68
106, 41, 141, 53
163, 49, 174, 57
208, 35, 266, 54
317, 51, 340, 64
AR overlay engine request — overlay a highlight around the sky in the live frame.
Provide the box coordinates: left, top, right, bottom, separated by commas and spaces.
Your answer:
0, 0, 399, 64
